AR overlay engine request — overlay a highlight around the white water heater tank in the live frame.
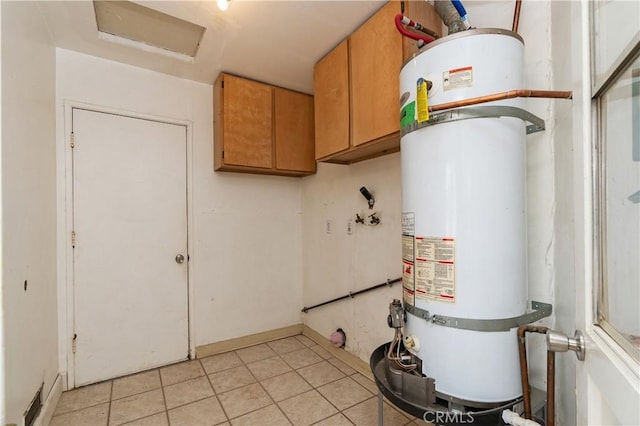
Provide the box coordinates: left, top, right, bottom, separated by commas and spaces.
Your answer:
399, 29, 527, 403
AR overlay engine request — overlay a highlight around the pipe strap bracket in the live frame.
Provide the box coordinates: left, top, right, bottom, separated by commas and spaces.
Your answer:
400, 106, 546, 137
404, 301, 552, 332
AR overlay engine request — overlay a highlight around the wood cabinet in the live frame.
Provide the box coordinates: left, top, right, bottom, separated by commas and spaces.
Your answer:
314, 39, 350, 160
350, 1, 403, 148
214, 73, 316, 176
314, 1, 442, 164
216, 74, 273, 169
274, 87, 315, 172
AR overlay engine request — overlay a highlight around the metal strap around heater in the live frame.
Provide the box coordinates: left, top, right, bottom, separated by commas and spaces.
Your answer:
400, 106, 546, 137
404, 301, 552, 332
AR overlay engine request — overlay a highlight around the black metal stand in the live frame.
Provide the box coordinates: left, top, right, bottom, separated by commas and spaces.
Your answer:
370, 343, 523, 426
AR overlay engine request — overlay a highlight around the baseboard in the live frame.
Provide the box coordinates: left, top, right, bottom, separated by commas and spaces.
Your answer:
196, 324, 303, 358
302, 325, 374, 381
34, 373, 63, 426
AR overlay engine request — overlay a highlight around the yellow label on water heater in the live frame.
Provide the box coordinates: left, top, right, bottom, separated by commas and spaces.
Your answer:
416, 78, 429, 123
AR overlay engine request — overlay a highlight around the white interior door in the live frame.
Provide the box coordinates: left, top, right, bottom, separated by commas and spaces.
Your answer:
72, 108, 189, 386
574, 1, 640, 424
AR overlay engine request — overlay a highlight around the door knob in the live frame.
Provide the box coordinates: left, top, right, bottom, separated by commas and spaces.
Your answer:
175, 254, 185, 264
546, 330, 585, 361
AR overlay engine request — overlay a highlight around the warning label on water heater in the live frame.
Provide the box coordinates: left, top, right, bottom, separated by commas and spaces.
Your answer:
402, 235, 414, 262
402, 259, 415, 306
401, 212, 415, 236
401, 213, 416, 306
443, 66, 473, 91
414, 237, 456, 303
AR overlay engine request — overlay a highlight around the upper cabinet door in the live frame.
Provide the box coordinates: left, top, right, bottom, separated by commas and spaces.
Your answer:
313, 39, 350, 160
274, 88, 316, 173
349, 1, 403, 147
223, 74, 273, 169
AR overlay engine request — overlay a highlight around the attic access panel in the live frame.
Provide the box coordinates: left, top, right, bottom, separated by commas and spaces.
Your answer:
93, 1, 206, 58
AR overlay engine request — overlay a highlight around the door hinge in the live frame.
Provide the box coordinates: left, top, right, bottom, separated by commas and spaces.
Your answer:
72, 334, 77, 354
70, 132, 75, 148
71, 231, 76, 248
221, 150, 224, 159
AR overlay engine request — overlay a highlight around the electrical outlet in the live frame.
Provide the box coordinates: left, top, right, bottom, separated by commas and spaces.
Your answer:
347, 220, 353, 235
326, 219, 332, 234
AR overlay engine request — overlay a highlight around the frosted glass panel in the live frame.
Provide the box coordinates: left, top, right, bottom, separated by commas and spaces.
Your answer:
600, 56, 640, 355
592, 0, 640, 89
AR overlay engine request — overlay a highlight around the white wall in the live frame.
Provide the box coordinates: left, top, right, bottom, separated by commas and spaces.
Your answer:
551, 2, 578, 425
301, 0, 567, 414
55, 49, 303, 379
301, 154, 402, 360
1, 2, 58, 424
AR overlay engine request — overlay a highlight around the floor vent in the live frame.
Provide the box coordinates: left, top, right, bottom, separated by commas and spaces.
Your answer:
23, 383, 43, 426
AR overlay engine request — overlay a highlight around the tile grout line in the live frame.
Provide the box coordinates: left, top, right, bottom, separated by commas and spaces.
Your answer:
106, 380, 114, 426
200, 353, 245, 376
157, 371, 209, 388
317, 376, 376, 412
276, 371, 326, 425
282, 347, 379, 424
199, 357, 232, 425
157, 367, 171, 426
235, 342, 279, 365
156, 358, 236, 419
294, 334, 385, 424
50, 400, 110, 418
234, 346, 289, 424
253, 376, 294, 425
207, 364, 258, 395
297, 361, 351, 389
250, 360, 297, 426
161, 364, 218, 410
54, 373, 175, 421
51, 378, 115, 419
238, 354, 351, 391
109, 364, 208, 407
294, 334, 317, 348
232, 340, 337, 425
108, 372, 165, 405
291, 375, 349, 426
259, 343, 350, 426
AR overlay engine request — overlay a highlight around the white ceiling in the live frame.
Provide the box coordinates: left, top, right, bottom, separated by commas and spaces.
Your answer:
40, 0, 387, 94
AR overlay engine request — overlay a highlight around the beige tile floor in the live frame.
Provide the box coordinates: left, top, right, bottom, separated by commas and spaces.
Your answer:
51, 335, 427, 426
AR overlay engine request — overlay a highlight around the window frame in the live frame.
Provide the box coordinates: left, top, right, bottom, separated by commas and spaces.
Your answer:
590, 0, 640, 363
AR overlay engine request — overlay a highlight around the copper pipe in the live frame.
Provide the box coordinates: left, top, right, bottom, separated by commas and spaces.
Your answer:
512, 0, 522, 33
517, 327, 531, 419
547, 350, 556, 426
429, 89, 573, 112
517, 325, 549, 420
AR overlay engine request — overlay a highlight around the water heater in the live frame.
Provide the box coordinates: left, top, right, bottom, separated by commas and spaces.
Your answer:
399, 29, 528, 404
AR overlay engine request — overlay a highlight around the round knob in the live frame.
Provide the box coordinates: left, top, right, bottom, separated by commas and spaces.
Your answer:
175, 254, 185, 264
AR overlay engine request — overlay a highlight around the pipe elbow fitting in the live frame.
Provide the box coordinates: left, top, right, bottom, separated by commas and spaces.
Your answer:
435, 0, 466, 34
